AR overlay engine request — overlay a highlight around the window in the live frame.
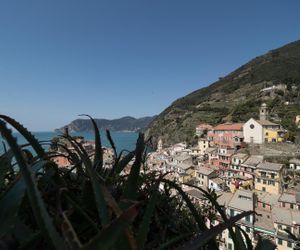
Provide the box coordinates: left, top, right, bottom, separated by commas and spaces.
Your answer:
250, 124, 254, 129
257, 178, 261, 183
228, 243, 233, 250
262, 187, 266, 192
262, 203, 266, 208
298, 204, 300, 210
278, 239, 282, 245
278, 225, 282, 230
286, 226, 291, 232
266, 132, 269, 136
288, 241, 292, 248
263, 180, 267, 184
282, 202, 285, 208
291, 204, 294, 209
246, 227, 251, 233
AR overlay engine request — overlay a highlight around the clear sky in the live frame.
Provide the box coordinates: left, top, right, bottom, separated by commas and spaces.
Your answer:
0, 0, 300, 131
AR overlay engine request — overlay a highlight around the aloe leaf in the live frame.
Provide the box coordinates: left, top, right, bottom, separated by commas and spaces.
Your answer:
97, 180, 137, 249
183, 183, 242, 248
59, 134, 90, 160
64, 193, 99, 232
62, 134, 110, 225
177, 210, 254, 250
0, 159, 47, 238
254, 235, 276, 250
236, 225, 253, 250
83, 204, 139, 250
162, 180, 219, 249
79, 114, 103, 169
0, 115, 46, 158
0, 177, 26, 237
2, 141, 7, 153
162, 180, 207, 231
156, 233, 193, 250
85, 162, 110, 225
106, 129, 117, 159
110, 150, 135, 177
234, 226, 248, 250
137, 181, 160, 250
0, 121, 67, 249
121, 133, 144, 209
0, 149, 14, 186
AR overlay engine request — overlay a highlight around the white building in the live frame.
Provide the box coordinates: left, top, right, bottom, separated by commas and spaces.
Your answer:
243, 103, 283, 144
289, 158, 300, 170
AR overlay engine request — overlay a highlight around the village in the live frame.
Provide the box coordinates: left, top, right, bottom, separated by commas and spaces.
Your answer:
146, 103, 300, 250
50, 103, 300, 250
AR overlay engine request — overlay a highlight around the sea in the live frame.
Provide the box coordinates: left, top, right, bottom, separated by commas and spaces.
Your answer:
0, 131, 139, 155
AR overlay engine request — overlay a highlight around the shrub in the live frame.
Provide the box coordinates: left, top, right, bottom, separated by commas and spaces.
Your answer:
0, 115, 259, 250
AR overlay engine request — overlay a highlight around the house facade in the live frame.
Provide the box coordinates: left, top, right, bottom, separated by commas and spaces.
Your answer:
208, 123, 244, 149
255, 162, 283, 194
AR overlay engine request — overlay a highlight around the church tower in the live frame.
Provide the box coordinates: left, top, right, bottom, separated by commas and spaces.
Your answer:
157, 138, 163, 152
259, 103, 268, 120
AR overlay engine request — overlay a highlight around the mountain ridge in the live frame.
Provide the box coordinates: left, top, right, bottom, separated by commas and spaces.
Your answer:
146, 39, 300, 146
57, 116, 156, 133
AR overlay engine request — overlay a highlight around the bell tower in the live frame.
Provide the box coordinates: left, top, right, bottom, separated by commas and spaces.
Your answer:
259, 103, 268, 120
157, 138, 163, 152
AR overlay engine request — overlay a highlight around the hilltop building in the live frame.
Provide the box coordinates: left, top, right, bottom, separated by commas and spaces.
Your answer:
157, 138, 163, 152
243, 103, 286, 144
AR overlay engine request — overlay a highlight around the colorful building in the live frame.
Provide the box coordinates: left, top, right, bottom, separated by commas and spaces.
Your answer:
255, 162, 284, 195
208, 123, 244, 149
243, 103, 286, 144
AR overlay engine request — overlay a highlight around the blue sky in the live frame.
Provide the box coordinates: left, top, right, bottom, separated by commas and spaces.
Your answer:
0, 0, 300, 131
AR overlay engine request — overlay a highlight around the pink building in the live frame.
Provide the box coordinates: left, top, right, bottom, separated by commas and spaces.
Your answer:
207, 123, 244, 149
53, 155, 71, 168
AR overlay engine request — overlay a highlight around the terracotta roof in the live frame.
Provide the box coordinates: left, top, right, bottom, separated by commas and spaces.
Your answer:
213, 123, 244, 131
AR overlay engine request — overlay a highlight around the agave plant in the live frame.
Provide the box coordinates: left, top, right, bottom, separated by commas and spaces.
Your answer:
0, 115, 261, 250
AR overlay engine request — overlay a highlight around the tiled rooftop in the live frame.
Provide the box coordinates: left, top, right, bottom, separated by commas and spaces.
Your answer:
228, 189, 254, 212
256, 162, 284, 172
213, 123, 244, 131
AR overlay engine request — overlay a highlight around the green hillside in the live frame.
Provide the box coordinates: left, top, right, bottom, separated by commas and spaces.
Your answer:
146, 40, 300, 146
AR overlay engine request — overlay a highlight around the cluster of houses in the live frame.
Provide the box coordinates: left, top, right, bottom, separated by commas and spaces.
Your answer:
147, 103, 300, 250
50, 128, 114, 168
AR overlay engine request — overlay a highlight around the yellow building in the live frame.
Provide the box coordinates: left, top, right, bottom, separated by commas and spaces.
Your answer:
255, 162, 283, 195
295, 115, 300, 128
264, 129, 285, 143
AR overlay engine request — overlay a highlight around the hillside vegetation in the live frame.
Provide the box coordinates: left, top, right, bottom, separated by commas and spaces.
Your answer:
146, 40, 300, 145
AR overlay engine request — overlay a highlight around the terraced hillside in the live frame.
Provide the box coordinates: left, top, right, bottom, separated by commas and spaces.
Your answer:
146, 40, 300, 146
